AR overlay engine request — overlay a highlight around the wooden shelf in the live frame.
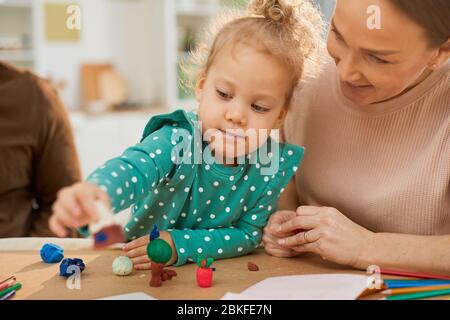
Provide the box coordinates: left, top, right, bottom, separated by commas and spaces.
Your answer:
0, 0, 33, 8
0, 50, 34, 62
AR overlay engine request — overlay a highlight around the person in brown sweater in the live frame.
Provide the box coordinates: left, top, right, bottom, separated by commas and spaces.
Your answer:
0, 61, 81, 237
263, 0, 450, 274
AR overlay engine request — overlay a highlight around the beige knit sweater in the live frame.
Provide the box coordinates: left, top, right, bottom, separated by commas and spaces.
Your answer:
284, 61, 449, 235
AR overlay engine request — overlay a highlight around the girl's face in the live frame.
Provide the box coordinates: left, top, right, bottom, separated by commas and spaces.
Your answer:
196, 44, 290, 163
328, 0, 444, 105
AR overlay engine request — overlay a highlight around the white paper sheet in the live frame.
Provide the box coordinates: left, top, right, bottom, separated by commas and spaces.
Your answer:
222, 274, 369, 300
98, 292, 157, 300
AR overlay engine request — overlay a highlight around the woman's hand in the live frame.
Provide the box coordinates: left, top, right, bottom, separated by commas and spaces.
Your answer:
274, 206, 374, 268
262, 210, 303, 258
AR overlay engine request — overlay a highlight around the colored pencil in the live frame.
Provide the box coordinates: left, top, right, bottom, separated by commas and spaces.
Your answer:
380, 268, 450, 280
383, 279, 450, 289
0, 279, 16, 291
386, 287, 450, 300
0, 290, 16, 300
0, 282, 21, 298
382, 284, 450, 295
0, 276, 15, 285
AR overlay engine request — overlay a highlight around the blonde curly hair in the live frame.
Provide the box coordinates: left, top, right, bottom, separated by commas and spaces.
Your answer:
181, 0, 325, 107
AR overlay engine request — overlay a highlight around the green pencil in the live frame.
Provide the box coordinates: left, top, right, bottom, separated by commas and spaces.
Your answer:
0, 282, 22, 298
387, 287, 450, 300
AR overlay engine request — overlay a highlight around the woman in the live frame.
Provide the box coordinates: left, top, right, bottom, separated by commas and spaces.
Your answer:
263, 0, 450, 274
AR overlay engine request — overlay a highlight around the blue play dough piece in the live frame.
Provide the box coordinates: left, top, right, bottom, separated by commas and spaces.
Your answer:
59, 258, 86, 277
149, 225, 160, 241
40, 243, 64, 263
95, 232, 108, 243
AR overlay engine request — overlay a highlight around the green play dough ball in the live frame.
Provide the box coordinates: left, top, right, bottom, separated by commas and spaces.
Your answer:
147, 239, 172, 264
112, 256, 133, 276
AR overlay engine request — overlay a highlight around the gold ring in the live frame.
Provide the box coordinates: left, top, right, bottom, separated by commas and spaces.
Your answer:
303, 231, 309, 243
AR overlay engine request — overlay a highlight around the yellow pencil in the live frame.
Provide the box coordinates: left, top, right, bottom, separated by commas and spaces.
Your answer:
382, 284, 450, 295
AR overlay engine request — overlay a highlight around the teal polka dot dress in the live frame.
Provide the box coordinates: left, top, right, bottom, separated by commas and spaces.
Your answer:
87, 110, 304, 266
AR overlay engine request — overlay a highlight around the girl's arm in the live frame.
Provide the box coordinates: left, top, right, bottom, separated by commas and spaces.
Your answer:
87, 126, 177, 213
168, 192, 277, 266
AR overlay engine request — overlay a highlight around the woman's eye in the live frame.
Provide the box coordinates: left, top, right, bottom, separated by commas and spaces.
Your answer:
251, 104, 270, 113
216, 89, 231, 100
331, 28, 343, 41
368, 54, 390, 64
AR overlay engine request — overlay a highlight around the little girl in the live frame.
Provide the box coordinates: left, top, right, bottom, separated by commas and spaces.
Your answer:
50, 0, 323, 267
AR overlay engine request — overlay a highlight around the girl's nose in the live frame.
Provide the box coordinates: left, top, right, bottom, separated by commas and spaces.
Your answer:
225, 102, 248, 127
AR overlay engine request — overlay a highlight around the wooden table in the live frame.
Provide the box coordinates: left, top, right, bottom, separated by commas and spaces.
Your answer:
0, 246, 377, 300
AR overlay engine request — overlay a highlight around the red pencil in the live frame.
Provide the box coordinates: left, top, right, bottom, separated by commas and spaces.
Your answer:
0, 278, 16, 291
380, 268, 450, 280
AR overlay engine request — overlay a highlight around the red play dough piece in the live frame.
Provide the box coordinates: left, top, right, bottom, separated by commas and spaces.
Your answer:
149, 263, 178, 287
248, 262, 259, 271
93, 224, 125, 249
196, 267, 213, 288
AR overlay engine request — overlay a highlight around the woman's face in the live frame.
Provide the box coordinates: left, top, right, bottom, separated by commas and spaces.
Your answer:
327, 0, 441, 105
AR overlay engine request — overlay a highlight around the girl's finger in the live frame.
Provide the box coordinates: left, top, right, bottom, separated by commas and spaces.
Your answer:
125, 245, 148, 259
49, 215, 68, 238
131, 255, 151, 265
52, 202, 79, 229
134, 263, 152, 270
74, 186, 99, 221
56, 196, 88, 226
123, 236, 149, 251
57, 189, 82, 218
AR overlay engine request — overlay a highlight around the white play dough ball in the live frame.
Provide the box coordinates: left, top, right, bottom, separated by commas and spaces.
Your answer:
112, 256, 133, 276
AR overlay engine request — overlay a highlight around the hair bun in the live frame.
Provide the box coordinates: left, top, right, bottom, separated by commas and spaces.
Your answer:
249, 0, 297, 27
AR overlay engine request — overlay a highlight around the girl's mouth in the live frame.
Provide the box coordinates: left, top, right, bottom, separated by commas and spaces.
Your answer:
219, 129, 246, 140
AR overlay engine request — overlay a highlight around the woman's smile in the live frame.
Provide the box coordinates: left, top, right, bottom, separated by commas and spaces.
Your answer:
340, 80, 375, 101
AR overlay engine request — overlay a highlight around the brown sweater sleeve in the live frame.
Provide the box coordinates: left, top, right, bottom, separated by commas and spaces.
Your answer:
28, 78, 81, 237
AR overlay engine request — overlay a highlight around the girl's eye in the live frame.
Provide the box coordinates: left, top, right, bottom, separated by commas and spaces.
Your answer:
216, 89, 231, 100
251, 104, 270, 113
368, 54, 390, 64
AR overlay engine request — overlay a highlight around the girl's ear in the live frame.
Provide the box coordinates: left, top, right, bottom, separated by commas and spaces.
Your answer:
274, 108, 287, 129
195, 75, 206, 102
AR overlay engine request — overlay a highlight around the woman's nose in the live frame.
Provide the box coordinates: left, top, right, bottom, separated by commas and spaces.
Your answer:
337, 54, 363, 83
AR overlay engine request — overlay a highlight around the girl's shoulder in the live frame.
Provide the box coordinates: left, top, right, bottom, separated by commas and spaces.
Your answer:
140, 109, 199, 142
246, 139, 305, 189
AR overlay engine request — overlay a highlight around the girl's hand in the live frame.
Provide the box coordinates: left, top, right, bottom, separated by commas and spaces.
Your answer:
123, 235, 151, 270
262, 210, 303, 258
274, 206, 374, 268
123, 231, 177, 270
49, 182, 110, 237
